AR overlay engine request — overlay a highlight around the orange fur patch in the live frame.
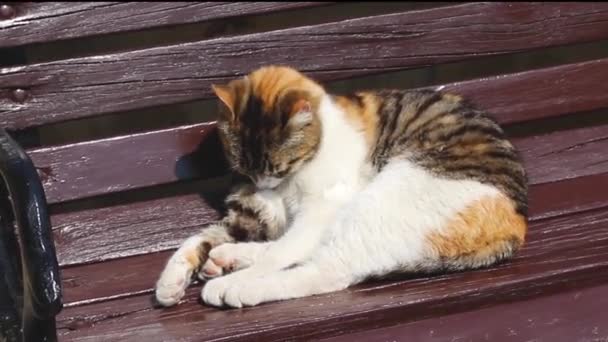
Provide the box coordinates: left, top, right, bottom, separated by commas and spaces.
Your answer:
335, 92, 380, 149
428, 193, 527, 264
248, 66, 324, 113
185, 249, 202, 268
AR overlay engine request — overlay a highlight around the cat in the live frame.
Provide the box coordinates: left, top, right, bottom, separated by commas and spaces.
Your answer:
155, 65, 528, 308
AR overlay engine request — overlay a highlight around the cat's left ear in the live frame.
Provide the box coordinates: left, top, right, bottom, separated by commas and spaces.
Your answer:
212, 84, 236, 121
287, 98, 313, 128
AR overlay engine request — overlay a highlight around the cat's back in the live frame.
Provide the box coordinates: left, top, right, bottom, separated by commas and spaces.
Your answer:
354, 88, 528, 217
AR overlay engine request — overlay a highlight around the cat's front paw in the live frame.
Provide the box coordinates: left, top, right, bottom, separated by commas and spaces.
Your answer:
201, 242, 265, 277
223, 281, 265, 308
155, 263, 191, 307
201, 276, 265, 308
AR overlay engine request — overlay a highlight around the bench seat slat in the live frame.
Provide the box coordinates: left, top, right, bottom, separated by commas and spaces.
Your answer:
320, 282, 608, 342
55, 206, 608, 341
0, 2, 333, 48
3, 2, 608, 129
28, 58, 608, 204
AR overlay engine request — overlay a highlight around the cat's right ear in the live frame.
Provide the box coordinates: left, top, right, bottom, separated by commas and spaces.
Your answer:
212, 84, 236, 121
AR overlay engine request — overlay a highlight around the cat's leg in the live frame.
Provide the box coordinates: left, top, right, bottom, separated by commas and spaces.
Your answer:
155, 223, 233, 307
155, 185, 287, 307
209, 159, 526, 308
200, 187, 287, 275
202, 194, 350, 307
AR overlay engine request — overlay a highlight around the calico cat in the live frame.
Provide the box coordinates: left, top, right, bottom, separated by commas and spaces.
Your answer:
155, 65, 527, 308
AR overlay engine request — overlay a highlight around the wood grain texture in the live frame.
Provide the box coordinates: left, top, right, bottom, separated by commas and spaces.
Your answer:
55, 206, 608, 341
436, 58, 608, 125
515, 120, 608, 186
320, 283, 608, 342
55, 171, 608, 299
28, 122, 227, 204
51, 188, 225, 267
0, 2, 333, 48
3, 2, 608, 129
27, 106, 608, 205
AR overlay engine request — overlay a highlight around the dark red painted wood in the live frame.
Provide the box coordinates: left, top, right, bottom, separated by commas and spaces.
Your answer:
27, 106, 608, 205
54, 210, 608, 341
3, 2, 608, 129
0, 2, 333, 48
436, 58, 608, 125
51, 188, 224, 267
320, 283, 608, 342
28, 122, 227, 204
515, 120, 608, 186
56, 171, 608, 302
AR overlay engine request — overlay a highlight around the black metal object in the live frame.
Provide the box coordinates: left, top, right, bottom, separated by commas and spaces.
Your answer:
0, 129, 62, 342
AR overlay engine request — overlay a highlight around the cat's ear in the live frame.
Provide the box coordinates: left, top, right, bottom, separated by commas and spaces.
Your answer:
212, 84, 236, 120
287, 98, 313, 128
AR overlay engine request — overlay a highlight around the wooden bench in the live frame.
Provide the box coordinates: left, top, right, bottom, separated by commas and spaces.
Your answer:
2, 2, 608, 341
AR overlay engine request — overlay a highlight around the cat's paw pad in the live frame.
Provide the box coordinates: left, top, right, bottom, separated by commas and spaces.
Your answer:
208, 243, 257, 272
155, 268, 189, 307
199, 257, 223, 280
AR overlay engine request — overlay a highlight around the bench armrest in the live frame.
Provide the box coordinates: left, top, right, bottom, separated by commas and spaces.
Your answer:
0, 129, 62, 341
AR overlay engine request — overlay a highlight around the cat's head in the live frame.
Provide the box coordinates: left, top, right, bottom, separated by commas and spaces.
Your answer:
211, 65, 325, 189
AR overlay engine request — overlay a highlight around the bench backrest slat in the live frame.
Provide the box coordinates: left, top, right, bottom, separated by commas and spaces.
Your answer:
0, 2, 332, 48
3, 2, 608, 129
1, 2, 607, 271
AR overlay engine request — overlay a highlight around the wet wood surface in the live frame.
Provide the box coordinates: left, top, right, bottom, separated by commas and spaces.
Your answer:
2, 2, 608, 129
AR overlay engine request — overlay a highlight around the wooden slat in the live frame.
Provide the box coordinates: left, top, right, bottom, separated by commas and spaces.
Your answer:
320, 283, 608, 342
515, 121, 608, 185
437, 58, 608, 125
55, 208, 608, 341
29, 122, 226, 204
52, 181, 227, 267
27, 58, 608, 204
0, 2, 333, 48
56, 173, 608, 305
3, 2, 608, 129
